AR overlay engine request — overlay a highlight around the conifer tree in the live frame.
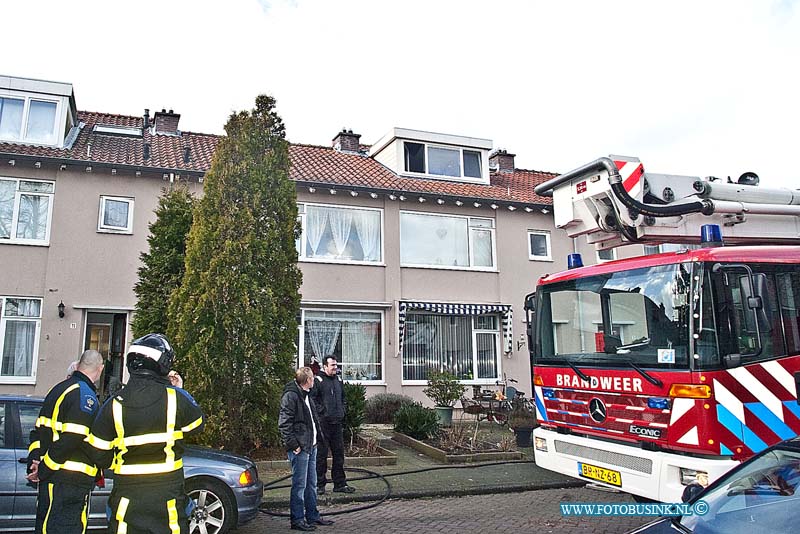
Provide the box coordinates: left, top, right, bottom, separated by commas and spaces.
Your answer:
132, 186, 195, 338
169, 95, 302, 452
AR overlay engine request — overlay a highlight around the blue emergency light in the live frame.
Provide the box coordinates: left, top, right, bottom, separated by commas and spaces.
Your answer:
567, 253, 583, 269
647, 397, 670, 410
700, 224, 723, 247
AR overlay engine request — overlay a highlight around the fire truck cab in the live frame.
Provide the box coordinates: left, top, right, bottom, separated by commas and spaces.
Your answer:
526, 157, 800, 502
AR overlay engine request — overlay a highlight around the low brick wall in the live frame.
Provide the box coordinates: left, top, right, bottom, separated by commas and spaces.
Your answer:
256, 445, 397, 472
392, 432, 523, 464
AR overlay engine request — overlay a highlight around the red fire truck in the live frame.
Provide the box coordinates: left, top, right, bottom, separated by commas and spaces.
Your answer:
525, 156, 800, 502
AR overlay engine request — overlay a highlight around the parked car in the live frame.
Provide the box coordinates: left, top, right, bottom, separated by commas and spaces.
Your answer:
629, 435, 800, 533
0, 395, 263, 533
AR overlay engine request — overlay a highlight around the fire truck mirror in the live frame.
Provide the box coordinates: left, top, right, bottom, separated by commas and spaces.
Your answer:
681, 483, 705, 503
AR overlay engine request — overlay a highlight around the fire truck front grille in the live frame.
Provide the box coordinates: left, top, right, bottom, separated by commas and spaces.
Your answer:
554, 440, 653, 474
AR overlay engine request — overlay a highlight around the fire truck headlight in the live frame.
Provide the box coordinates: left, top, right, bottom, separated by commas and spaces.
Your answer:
680, 468, 709, 486
534, 437, 548, 452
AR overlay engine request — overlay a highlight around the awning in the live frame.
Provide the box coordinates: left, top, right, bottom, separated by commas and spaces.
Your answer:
398, 301, 513, 354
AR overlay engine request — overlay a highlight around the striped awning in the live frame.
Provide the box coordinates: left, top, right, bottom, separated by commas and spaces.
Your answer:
398, 301, 513, 354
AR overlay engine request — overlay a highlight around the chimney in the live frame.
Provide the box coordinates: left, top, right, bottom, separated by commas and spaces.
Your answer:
153, 108, 180, 135
332, 128, 361, 153
490, 149, 516, 173
143, 108, 150, 130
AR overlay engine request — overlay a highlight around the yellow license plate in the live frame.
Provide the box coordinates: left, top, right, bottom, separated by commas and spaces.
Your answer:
578, 462, 622, 487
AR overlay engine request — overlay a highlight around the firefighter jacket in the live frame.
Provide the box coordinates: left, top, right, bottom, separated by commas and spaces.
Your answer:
311, 371, 346, 423
88, 370, 204, 484
28, 370, 100, 488
279, 380, 323, 452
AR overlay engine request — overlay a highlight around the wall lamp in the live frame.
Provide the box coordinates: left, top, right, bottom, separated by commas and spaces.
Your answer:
58, 300, 65, 318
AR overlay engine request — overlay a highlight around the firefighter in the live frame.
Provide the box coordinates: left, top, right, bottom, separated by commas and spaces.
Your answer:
89, 333, 204, 534
27, 349, 105, 534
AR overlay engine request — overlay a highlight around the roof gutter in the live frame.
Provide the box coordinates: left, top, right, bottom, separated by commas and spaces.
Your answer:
0, 152, 207, 179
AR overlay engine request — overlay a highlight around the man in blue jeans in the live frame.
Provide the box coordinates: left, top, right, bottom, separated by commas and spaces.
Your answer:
279, 367, 335, 531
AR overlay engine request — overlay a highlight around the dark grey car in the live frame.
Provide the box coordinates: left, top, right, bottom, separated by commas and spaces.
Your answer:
0, 395, 263, 533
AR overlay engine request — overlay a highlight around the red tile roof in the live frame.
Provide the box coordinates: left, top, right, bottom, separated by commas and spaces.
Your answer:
0, 111, 555, 205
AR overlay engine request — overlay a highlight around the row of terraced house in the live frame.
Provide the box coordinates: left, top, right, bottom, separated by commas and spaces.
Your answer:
0, 74, 652, 402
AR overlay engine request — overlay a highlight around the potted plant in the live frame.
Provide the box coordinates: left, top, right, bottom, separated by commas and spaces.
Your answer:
508, 405, 538, 448
423, 369, 465, 426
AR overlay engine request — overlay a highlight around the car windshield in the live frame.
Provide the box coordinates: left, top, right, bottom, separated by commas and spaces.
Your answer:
535, 263, 691, 368
680, 447, 800, 533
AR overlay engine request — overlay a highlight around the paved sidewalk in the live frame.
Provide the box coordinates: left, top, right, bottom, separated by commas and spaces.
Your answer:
260, 424, 583, 510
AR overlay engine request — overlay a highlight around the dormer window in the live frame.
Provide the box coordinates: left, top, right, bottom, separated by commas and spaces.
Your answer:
404, 142, 483, 179
0, 96, 58, 145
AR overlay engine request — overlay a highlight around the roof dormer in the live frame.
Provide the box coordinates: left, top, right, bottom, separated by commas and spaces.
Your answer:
0, 75, 78, 149
369, 128, 493, 186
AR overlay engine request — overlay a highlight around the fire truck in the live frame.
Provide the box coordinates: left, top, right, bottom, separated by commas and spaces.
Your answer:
525, 156, 800, 502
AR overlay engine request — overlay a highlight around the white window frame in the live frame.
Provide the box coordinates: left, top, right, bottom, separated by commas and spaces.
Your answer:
401, 313, 503, 386
399, 211, 497, 271
0, 177, 55, 246
402, 141, 485, 183
0, 90, 62, 147
0, 296, 42, 385
97, 196, 135, 234
296, 202, 384, 266
527, 230, 552, 261
297, 307, 385, 385
597, 248, 617, 263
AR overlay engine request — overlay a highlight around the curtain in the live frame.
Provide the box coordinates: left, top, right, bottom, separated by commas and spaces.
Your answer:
471, 228, 493, 267
327, 207, 353, 257
0, 179, 14, 238
305, 207, 328, 257
306, 320, 340, 363
2, 320, 35, 376
353, 210, 380, 261
401, 314, 473, 381
103, 200, 129, 227
0, 97, 24, 138
5, 298, 41, 317
16, 194, 49, 240
341, 321, 377, 378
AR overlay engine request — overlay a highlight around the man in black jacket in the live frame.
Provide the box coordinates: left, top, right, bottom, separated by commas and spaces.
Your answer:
311, 356, 355, 495
89, 333, 205, 534
279, 367, 334, 531
27, 349, 105, 534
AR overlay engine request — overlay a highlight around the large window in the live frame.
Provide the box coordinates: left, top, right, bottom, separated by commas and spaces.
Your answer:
0, 178, 54, 245
0, 297, 41, 384
297, 203, 382, 264
0, 96, 58, 145
400, 212, 495, 270
403, 141, 483, 180
300, 310, 383, 382
402, 313, 500, 382
98, 196, 134, 234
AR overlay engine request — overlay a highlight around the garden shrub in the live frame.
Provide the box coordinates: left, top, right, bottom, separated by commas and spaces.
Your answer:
365, 393, 416, 424
343, 382, 367, 445
393, 403, 440, 440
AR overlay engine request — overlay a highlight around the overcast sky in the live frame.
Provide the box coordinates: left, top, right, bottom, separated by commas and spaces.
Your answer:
2, 0, 798, 188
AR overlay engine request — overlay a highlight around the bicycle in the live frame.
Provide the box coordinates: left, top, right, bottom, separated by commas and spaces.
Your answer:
461, 375, 533, 426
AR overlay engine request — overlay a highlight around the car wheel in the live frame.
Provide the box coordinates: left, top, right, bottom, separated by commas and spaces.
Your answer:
186, 477, 237, 534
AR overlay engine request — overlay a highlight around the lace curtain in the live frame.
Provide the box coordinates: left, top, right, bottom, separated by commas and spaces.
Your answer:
1, 321, 36, 376
342, 321, 377, 378
306, 320, 341, 363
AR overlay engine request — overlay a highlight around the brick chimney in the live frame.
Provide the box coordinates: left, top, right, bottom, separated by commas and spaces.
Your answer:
332, 128, 361, 153
153, 109, 180, 135
490, 150, 516, 173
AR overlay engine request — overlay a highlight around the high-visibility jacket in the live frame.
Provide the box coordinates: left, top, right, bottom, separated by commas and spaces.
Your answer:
88, 371, 204, 481
28, 370, 100, 487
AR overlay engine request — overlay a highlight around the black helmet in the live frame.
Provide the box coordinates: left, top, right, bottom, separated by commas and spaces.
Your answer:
126, 333, 175, 376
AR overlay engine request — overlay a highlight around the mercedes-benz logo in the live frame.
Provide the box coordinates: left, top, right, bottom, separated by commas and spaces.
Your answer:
589, 398, 607, 423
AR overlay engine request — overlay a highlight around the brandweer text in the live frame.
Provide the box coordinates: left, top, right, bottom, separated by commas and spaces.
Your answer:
556, 374, 643, 392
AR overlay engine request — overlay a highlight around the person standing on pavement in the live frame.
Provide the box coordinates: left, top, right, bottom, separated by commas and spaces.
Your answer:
312, 356, 356, 495
279, 367, 335, 531
27, 349, 105, 534
88, 333, 205, 534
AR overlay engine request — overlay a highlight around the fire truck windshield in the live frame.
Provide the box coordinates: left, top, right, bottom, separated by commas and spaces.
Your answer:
535, 263, 691, 369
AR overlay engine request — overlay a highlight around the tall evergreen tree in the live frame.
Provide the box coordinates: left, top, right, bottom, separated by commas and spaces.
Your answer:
132, 186, 195, 338
168, 95, 302, 452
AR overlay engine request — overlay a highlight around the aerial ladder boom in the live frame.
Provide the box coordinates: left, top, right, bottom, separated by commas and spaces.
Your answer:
534, 156, 800, 251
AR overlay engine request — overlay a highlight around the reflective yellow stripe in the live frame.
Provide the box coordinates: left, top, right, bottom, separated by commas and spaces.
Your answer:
112, 399, 126, 471
86, 433, 116, 450
167, 498, 180, 534
50, 383, 80, 443
122, 430, 184, 447
28, 440, 40, 453
42, 452, 98, 477
181, 416, 203, 433
115, 458, 183, 475
36, 416, 52, 428
35, 417, 90, 436
116, 497, 130, 534
81, 493, 88, 534
164, 389, 177, 467
43, 483, 54, 534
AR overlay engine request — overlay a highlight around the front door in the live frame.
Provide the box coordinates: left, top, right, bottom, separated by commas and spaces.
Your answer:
84, 312, 128, 399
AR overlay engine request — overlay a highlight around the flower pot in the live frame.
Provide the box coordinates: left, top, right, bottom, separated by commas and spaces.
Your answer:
513, 427, 533, 447
434, 406, 454, 426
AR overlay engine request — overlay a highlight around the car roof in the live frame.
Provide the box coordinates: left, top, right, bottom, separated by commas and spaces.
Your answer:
0, 394, 44, 402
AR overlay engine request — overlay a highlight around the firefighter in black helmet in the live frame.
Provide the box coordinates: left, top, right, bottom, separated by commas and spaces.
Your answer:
89, 333, 204, 533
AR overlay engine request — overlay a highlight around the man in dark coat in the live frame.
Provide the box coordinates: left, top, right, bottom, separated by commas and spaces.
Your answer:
279, 367, 335, 531
311, 356, 355, 495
